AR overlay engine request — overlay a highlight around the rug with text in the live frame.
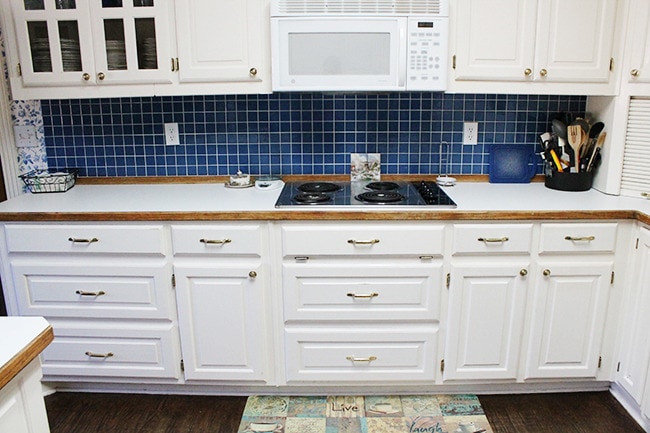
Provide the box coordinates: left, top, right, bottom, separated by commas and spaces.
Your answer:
237, 395, 494, 433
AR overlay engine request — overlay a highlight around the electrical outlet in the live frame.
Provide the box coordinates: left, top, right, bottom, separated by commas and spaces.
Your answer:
463, 121, 478, 145
164, 123, 180, 146
14, 125, 39, 148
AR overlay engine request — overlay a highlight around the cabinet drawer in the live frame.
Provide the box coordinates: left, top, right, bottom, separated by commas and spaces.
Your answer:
41, 323, 180, 379
171, 224, 263, 256
4, 224, 165, 255
285, 327, 437, 382
282, 223, 445, 256
11, 261, 173, 320
538, 223, 618, 254
283, 262, 443, 322
452, 224, 533, 255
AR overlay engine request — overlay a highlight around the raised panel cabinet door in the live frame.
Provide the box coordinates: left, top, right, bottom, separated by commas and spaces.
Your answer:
617, 227, 650, 403
534, 0, 617, 83
525, 261, 613, 379
626, 0, 650, 84
443, 262, 530, 381
87, 0, 174, 85
174, 0, 267, 83
174, 263, 269, 381
453, 0, 537, 81
0, 361, 50, 433
9, 0, 96, 87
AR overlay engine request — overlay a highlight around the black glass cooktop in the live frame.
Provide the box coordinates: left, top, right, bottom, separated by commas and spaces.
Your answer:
275, 180, 457, 208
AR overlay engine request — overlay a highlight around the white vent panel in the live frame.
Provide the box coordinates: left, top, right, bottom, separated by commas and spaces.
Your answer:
620, 97, 650, 199
272, 0, 447, 16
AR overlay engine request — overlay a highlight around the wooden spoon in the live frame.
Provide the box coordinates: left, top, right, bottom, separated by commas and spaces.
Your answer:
567, 124, 583, 172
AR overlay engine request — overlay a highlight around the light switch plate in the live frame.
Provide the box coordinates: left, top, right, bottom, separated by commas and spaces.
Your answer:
14, 125, 39, 148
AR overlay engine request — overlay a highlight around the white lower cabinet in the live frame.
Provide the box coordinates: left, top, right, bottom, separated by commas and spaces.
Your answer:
171, 223, 271, 383
525, 261, 614, 379
0, 360, 50, 433
444, 262, 530, 381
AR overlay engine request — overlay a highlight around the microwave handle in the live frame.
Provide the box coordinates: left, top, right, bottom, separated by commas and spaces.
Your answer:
398, 27, 406, 87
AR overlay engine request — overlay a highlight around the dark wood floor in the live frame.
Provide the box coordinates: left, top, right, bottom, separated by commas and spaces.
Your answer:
45, 391, 644, 433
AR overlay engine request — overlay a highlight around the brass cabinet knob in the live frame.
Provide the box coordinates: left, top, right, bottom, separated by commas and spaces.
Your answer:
543, 269, 551, 276
631, 69, 640, 78
249, 67, 257, 77
524, 68, 532, 76
82, 73, 91, 81
249, 271, 257, 279
539, 68, 548, 77
520, 269, 528, 276
97, 72, 106, 80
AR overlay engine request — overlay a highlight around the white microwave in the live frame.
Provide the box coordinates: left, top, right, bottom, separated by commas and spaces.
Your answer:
270, 0, 449, 92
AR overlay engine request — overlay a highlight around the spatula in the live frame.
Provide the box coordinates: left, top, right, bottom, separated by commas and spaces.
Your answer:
567, 124, 583, 172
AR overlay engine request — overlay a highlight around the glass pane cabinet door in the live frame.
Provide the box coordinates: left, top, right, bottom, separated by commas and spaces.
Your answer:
90, 0, 172, 84
11, 0, 95, 87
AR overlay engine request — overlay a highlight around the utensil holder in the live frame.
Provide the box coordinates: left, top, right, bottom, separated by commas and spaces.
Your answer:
544, 171, 593, 192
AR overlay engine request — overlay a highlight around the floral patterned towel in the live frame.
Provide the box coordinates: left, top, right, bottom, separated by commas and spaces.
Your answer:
238, 395, 494, 433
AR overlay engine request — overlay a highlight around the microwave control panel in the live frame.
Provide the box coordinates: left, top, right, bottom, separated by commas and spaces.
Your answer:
406, 18, 448, 91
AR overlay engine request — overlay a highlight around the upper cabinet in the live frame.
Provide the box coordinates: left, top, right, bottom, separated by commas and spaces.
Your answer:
449, 0, 621, 95
1, 0, 271, 99
623, 0, 650, 93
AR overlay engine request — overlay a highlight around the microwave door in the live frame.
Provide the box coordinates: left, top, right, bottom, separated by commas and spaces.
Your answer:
272, 18, 406, 91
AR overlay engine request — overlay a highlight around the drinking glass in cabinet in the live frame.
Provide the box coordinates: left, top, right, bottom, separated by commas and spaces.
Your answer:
104, 20, 127, 70
55, 0, 76, 9
27, 21, 52, 73
135, 18, 157, 69
24, 0, 44, 10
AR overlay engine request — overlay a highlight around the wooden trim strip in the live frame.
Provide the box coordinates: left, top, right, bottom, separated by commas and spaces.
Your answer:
0, 325, 54, 390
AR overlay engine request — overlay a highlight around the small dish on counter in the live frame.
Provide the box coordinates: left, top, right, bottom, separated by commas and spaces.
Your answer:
255, 175, 284, 190
224, 181, 254, 188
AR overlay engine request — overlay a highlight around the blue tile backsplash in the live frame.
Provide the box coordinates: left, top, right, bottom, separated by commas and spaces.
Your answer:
41, 92, 586, 177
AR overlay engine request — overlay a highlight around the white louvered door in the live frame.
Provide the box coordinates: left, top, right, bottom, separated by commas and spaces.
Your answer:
620, 98, 650, 199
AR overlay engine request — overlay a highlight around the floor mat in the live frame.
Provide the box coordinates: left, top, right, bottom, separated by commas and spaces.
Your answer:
237, 394, 494, 433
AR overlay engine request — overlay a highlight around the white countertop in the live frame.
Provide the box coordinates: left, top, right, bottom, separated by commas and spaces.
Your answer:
0, 316, 50, 371
0, 181, 648, 217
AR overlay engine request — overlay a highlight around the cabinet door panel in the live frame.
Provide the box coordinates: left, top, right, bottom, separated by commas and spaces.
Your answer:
174, 0, 265, 83
444, 263, 529, 381
454, 0, 536, 81
174, 263, 269, 381
627, 0, 650, 84
535, 0, 616, 83
525, 261, 613, 379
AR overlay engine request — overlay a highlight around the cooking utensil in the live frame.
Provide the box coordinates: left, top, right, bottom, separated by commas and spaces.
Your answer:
567, 124, 583, 172
587, 131, 606, 172
583, 121, 605, 157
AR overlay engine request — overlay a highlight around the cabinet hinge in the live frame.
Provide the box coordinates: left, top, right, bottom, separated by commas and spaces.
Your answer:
609, 57, 614, 72
636, 238, 640, 249
17, 63, 22, 77
452, 55, 456, 69
446, 273, 451, 289
171, 273, 176, 289
617, 361, 621, 372
180, 359, 184, 372
598, 356, 602, 369
171, 58, 179, 72
610, 271, 615, 285
440, 359, 445, 372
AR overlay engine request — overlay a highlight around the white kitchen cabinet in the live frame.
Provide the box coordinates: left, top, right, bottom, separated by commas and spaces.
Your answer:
161, 0, 271, 95
0, 360, 50, 433
525, 261, 613, 379
450, 0, 619, 94
171, 224, 271, 382
444, 262, 530, 381
617, 226, 650, 404
625, 0, 650, 89
3, 0, 174, 99
1, 222, 182, 381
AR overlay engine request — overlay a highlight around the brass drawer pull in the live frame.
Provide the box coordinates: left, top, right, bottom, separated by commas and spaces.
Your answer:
85, 351, 114, 358
76, 290, 106, 297
564, 236, 595, 242
347, 239, 380, 245
200, 238, 232, 245
642, 192, 649, 199
68, 237, 99, 244
478, 237, 509, 243
346, 356, 377, 363
347, 292, 379, 299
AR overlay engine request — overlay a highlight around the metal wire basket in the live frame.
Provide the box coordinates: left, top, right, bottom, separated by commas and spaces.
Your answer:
19, 169, 78, 193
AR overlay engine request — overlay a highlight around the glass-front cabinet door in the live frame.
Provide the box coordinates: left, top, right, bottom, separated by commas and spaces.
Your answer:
10, 0, 172, 88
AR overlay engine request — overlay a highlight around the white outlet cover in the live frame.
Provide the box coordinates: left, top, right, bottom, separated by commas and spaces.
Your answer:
14, 125, 39, 148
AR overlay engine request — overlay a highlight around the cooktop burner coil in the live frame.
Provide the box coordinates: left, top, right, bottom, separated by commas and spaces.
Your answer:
297, 182, 341, 193
355, 191, 405, 203
293, 192, 332, 204
365, 181, 399, 191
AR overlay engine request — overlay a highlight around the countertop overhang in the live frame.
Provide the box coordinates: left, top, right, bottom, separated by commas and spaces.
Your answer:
0, 317, 53, 390
0, 181, 648, 224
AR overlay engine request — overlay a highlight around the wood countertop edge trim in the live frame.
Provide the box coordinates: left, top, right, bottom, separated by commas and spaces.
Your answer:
0, 209, 641, 222
0, 325, 54, 390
